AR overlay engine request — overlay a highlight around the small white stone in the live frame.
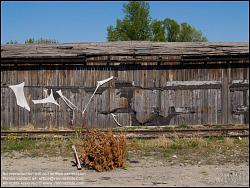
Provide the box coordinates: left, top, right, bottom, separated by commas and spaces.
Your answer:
172, 155, 177, 159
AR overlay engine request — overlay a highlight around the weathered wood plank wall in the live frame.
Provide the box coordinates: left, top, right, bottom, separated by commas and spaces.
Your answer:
1, 63, 249, 130
1, 42, 249, 130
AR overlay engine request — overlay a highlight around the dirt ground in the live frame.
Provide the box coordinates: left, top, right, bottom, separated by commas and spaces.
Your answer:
1, 152, 249, 187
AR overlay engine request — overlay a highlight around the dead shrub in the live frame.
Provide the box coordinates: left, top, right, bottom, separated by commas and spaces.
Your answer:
79, 129, 127, 172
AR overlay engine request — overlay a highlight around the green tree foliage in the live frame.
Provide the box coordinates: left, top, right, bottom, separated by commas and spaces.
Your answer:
6, 40, 18, 44
107, 1, 151, 41
25, 37, 59, 44
6, 38, 59, 44
178, 23, 207, 42
163, 18, 180, 42
107, 1, 207, 42
151, 20, 165, 42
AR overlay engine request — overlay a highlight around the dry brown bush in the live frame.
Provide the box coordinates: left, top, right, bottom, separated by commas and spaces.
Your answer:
79, 129, 127, 172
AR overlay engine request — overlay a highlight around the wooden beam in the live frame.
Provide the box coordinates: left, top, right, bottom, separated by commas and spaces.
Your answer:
221, 68, 229, 125
72, 145, 82, 170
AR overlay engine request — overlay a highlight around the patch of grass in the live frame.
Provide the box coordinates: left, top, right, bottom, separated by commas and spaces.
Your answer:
177, 123, 189, 129
2, 138, 36, 151
214, 124, 224, 129
208, 135, 225, 142
74, 128, 87, 133
1, 136, 73, 157
128, 137, 249, 165
1, 126, 9, 131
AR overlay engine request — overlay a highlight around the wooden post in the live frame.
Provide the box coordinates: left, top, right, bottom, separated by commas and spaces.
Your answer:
72, 145, 82, 170
243, 68, 249, 124
227, 63, 232, 124
221, 62, 232, 125
157, 64, 161, 114
221, 63, 228, 124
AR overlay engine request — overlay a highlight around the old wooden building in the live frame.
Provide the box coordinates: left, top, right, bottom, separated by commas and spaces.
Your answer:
1, 42, 249, 130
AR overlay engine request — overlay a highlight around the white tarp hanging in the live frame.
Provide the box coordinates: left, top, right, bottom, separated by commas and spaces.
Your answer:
82, 76, 114, 115
9, 82, 30, 111
56, 89, 80, 111
43, 89, 49, 97
32, 89, 59, 106
97, 76, 114, 86
111, 113, 123, 127
56, 90, 81, 124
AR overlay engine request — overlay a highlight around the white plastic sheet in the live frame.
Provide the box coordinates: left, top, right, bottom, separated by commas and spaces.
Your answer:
82, 76, 114, 115
9, 82, 30, 111
32, 89, 59, 106
111, 113, 123, 127
56, 89, 80, 111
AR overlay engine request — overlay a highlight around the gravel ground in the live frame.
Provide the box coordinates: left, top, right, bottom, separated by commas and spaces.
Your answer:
1, 152, 249, 187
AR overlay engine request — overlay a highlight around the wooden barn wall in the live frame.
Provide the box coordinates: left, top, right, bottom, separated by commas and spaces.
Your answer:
1, 62, 249, 130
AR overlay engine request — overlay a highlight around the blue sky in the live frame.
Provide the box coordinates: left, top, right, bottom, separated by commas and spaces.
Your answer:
1, 1, 249, 44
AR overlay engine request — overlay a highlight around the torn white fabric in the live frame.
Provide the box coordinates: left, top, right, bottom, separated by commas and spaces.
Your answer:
32, 89, 59, 106
82, 76, 114, 115
111, 113, 123, 127
43, 89, 48, 97
9, 82, 30, 111
97, 76, 114, 86
56, 90, 80, 111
